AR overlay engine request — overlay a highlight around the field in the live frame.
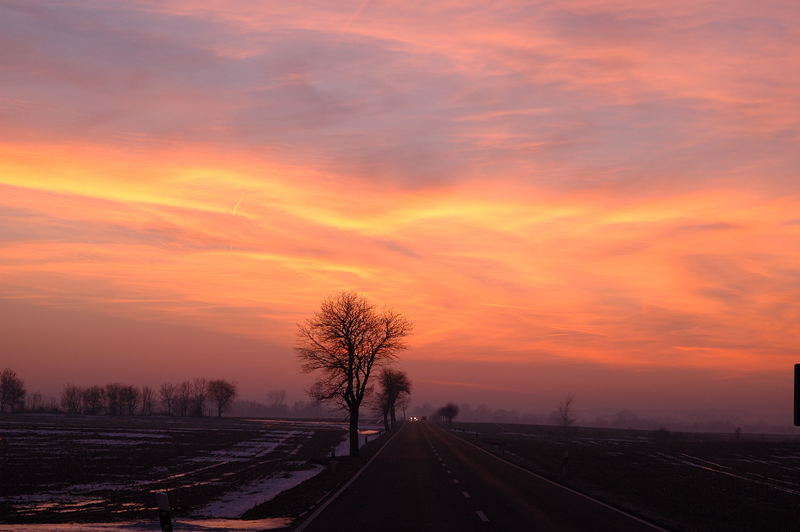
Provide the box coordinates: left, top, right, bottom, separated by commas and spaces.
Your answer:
453, 422, 800, 531
0, 413, 367, 528
5, 414, 800, 531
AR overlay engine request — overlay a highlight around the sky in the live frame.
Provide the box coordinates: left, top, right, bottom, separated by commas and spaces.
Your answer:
1, 0, 799, 426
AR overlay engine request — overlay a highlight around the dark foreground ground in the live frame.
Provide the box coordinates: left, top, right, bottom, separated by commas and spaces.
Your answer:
3, 414, 799, 531
0, 413, 346, 524
449, 421, 800, 532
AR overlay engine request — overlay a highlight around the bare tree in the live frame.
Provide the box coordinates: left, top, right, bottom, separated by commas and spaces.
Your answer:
266, 389, 289, 417
375, 368, 411, 431
297, 291, 412, 457
104, 383, 139, 415
267, 389, 286, 405
207, 380, 236, 417
140, 386, 155, 415
105, 383, 122, 415
81, 386, 105, 415
0, 369, 26, 413
26, 391, 44, 412
555, 395, 576, 435
188, 378, 208, 417
159, 383, 176, 415
175, 381, 192, 416
438, 403, 459, 425
61, 385, 82, 414
396, 393, 410, 421
118, 385, 140, 416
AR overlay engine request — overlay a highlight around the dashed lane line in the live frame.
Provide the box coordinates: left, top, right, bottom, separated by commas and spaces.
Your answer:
462, 491, 471, 499
476, 511, 489, 522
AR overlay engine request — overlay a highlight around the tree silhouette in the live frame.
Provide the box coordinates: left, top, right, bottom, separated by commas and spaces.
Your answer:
0, 369, 26, 413
297, 291, 412, 456
159, 383, 176, 416
187, 378, 208, 417
140, 386, 155, 415
81, 386, 105, 415
438, 402, 459, 425
61, 385, 82, 414
375, 368, 411, 431
208, 380, 237, 417
555, 395, 576, 436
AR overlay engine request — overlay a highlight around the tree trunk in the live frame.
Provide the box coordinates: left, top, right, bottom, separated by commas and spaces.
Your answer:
349, 407, 360, 457
382, 409, 390, 432
390, 405, 397, 428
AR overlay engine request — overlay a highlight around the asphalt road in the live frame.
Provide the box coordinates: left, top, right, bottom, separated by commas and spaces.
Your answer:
299, 420, 665, 531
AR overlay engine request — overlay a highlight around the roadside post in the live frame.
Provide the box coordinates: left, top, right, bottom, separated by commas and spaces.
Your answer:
795, 364, 800, 426
155, 491, 173, 532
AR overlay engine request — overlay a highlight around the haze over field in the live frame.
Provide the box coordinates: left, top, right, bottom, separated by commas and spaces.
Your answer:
1, 1, 798, 427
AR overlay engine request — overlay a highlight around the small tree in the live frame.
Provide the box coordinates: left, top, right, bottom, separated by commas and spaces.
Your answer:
105, 383, 122, 415
555, 395, 576, 435
140, 386, 155, 415
375, 368, 411, 431
266, 389, 289, 417
397, 393, 410, 421
118, 385, 140, 416
159, 383, 176, 415
61, 385, 82, 414
188, 378, 208, 417
208, 380, 236, 417
175, 380, 192, 416
26, 391, 44, 412
0, 369, 26, 413
297, 291, 412, 456
438, 403, 459, 425
81, 386, 105, 415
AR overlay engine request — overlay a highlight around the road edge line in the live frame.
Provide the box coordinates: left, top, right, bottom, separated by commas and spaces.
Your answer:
446, 427, 670, 532
293, 424, 405, 531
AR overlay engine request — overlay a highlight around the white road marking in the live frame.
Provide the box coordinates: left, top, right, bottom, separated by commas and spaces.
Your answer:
462, 491, 471, 499
452, 478, 459, 484
452, 430, 669, 531
294, 425, 406, 531
446, 469, 452, 474
476, 510, 489, 522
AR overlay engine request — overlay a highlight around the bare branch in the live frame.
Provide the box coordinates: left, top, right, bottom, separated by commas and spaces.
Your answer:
295, 291, 412, 456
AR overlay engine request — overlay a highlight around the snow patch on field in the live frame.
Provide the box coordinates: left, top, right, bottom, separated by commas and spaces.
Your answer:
332, 428, 382, 457
189, 430, 310, 462
194, 466, 324, 518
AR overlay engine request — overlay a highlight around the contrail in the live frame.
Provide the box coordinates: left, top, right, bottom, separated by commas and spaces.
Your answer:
337, 0, 371, 43
232, 196, 245, 217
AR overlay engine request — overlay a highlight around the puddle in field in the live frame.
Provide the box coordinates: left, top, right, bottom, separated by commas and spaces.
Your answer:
2, 420, 345, 524
11, 498, 108, 516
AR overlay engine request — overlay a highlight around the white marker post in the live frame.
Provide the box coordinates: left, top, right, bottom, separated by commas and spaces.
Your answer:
155, 491, 173, 532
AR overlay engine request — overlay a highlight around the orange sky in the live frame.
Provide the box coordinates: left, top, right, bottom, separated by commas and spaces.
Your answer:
1, 1, 798, 425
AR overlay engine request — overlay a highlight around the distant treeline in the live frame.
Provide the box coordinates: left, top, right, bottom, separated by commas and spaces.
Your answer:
412, 401, 785, 434
0, 368, 237, 418
228, 389, 342, 419
62, 378, 237, 417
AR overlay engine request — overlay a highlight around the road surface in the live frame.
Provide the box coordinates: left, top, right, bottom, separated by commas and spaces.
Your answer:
299, 420, 664, 531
